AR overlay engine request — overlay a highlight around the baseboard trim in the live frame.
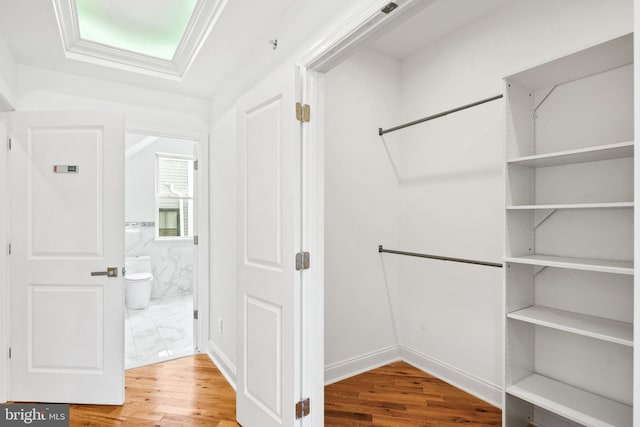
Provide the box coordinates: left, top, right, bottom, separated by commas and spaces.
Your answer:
324, 345, 401, 385
206, 341, 502, 408
207, 339, 237, 391
398, 345, 503, 409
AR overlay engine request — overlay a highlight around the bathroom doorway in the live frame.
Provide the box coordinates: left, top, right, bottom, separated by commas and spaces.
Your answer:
123, 131, 199, 369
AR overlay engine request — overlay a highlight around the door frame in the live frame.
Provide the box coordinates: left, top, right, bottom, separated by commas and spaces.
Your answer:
0, 113, 10, 404
0, 118, 209, 403
126, 122, 210, 355
295, 1, 429, 424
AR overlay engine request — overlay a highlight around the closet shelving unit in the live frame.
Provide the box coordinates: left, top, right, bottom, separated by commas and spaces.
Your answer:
504, 34, 634, 427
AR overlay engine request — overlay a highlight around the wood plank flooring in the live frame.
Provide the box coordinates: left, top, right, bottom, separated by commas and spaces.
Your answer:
325, 361, 502, 426
69, 356, 501, 426
70, 354, 238, 426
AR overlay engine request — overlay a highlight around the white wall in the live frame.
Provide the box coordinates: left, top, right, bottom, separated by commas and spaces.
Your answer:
323, 50, 402, 381
320, 0, 633, 407
16, 65, 209, 132
0, 32, 17, 110
207, 109, 238, 382
392, 0, 632, 405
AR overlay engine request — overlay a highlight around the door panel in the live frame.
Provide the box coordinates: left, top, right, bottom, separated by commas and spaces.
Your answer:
30, 285, 102, 371
237, 67, 301, 427
29, 127, 103, 257
245, 96, 283, 268
245, 296, 282, 418
10, 111, 124, 404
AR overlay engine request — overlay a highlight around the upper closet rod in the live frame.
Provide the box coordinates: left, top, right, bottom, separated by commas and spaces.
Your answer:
379, 245, 503, 268
378, 94, 504, 136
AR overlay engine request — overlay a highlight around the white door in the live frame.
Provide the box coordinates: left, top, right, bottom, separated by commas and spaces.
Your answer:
236, 67, 303, 426
9, 111, 125, 404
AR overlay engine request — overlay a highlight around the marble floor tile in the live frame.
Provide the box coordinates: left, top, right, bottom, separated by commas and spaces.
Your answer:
124, 294, 194, 369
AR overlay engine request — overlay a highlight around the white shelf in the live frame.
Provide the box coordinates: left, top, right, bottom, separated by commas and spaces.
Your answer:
505, 254, 633, 275
507, 141, 633, 168
507, 34, 633, 91
507, 374, 632, 427
507, 306, 633, 347
507, 202, 634, 210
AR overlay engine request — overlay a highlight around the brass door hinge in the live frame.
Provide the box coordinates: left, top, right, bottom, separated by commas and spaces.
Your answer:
296, 103, 310, 122
295, 397, 310, 419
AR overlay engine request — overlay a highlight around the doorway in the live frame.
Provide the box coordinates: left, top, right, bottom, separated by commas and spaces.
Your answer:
124, 131, 198, 369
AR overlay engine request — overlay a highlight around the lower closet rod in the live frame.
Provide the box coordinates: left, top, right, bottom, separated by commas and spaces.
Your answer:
378, 245, 503, 268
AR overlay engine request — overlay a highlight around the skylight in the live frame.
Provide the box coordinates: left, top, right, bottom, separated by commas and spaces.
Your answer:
53, 0, 227, 80
75, 0, 197, 60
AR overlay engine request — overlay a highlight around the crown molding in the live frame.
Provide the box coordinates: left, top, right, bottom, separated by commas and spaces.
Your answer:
51, 0, 227, 81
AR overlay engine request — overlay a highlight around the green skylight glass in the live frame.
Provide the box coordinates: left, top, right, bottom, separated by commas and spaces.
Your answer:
75, 0, 198, 60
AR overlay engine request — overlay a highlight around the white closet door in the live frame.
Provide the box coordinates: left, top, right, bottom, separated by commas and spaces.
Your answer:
236, 67, 303, 427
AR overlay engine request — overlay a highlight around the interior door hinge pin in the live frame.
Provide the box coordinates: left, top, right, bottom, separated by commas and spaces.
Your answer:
295, 252, 310, 270
295, 102, 311, 122
295, 397, 310, 419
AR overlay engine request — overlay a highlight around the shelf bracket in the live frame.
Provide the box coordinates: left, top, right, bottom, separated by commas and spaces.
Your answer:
533, 85, 558, 118
533, 266, 548, 276
534, 209, 557, 229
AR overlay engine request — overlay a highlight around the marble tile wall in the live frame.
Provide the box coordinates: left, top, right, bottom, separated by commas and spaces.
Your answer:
125, 223, 193, 299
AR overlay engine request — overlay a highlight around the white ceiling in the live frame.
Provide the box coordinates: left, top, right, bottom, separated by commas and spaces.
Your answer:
0, 0, 304, 100
368, 0, 507, 60
0, 0, 510, 103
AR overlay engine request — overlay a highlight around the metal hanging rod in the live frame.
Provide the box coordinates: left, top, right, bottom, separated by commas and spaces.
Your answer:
378, 245, 503, 268
378, 94, 504, 136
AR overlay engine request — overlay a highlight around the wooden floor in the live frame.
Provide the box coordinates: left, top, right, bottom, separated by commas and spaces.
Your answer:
70, 356, 501, 426
325, 361, 501, 426
70, 354, 238, 426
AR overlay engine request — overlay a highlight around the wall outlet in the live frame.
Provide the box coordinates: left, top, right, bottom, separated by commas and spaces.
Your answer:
217, 317, 223, 334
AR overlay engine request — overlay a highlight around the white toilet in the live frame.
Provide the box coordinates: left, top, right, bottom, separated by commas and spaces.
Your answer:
124, 256, 153, 309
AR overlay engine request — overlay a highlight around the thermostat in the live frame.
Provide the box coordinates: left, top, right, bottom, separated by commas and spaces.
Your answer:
53, 165, 79, 173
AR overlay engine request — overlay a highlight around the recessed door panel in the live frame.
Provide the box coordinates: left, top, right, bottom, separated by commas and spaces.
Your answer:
245, 295, 282, 422
30, 285, 103, 372
30, 127, 103, 258
245, 97, 282, 269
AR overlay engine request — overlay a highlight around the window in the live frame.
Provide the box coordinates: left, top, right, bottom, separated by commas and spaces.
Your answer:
156, 154, 194, 238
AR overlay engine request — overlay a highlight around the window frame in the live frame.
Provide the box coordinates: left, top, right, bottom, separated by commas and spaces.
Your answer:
154, 152, 194, 241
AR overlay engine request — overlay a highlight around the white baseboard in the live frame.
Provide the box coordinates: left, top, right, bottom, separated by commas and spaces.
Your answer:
324, 345, 401, 385
208, 340, 501, 409
398, 345, 503, 409
207, 339, 237, 391
323, 344, 502, 409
